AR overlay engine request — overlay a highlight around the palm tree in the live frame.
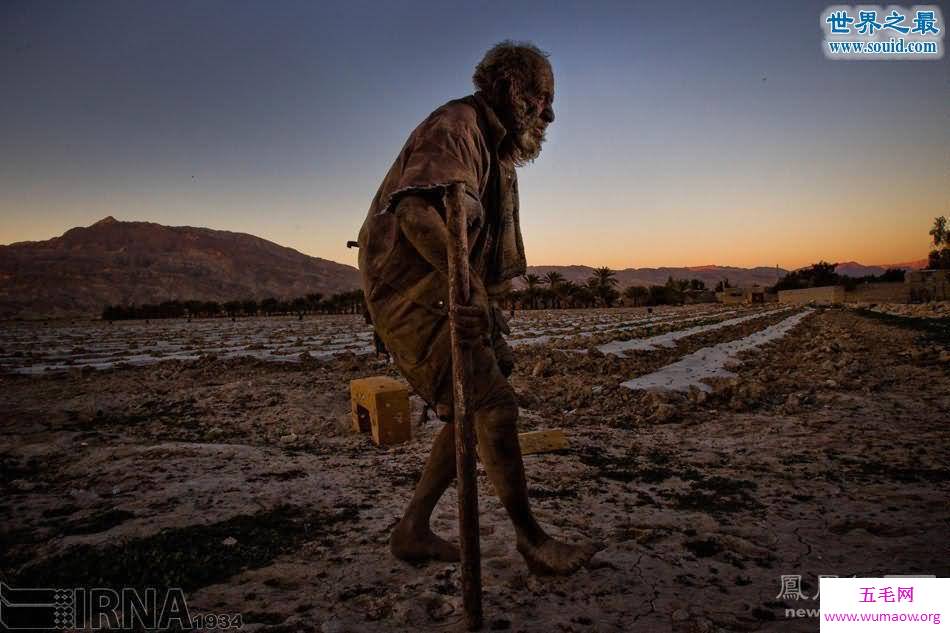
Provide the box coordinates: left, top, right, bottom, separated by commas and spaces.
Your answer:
185, 299, 204, 318
601, 286, 620, 308
930, 216, 948, 247
260, 297, 279, 316
623, 285, 648, 307
928, 216, 950, 269
555, 279, 575, 308
352, 288, 366, 314
592, 267, 618, 288
573, 285, 596, 308
306, 293, 323, 313
543, 271, 564, 307
522, 274, 541, 309
507, 288, 522, 311
587, 267, 619, 307
223, 300, 242, 320
292, 296, 308, 319
543, 271, 564, 287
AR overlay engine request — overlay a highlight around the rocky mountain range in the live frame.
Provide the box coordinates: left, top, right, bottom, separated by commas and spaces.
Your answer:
0, 217, 926, 318
0, 217, 361, 318
831, 260, 927, 278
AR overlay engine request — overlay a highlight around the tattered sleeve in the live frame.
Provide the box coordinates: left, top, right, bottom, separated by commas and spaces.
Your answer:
379, 109, 488, 216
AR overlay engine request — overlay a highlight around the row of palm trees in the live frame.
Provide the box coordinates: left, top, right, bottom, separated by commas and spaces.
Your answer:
102, 268, 719, 320
516, 268, 622, 309
101, 289, 366, 321
510, 268, 709, 309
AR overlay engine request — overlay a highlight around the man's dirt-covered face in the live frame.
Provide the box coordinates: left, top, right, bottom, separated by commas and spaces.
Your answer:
506, 62, 555, 167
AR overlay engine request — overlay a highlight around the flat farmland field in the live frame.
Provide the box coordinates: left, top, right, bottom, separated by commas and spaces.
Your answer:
2, 303, 949, 632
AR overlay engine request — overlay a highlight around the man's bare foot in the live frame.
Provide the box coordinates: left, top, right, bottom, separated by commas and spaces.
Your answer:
516, 535, 601, 575
390, 520, 460, 562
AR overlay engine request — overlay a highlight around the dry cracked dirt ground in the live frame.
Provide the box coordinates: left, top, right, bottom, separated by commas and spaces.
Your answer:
1, 306, 948, 632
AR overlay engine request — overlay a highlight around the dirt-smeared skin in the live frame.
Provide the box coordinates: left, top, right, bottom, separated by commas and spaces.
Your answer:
1, 306, 948, 631
387, 393, 599, 573
516, 535, 603, 576
389, 423, 460, 563
390, 523, 461, 563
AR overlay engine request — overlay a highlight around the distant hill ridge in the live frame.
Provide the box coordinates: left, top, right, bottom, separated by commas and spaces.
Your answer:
0, 217, 926, 318
0, 216, 361, 318
519, 259, 924, 290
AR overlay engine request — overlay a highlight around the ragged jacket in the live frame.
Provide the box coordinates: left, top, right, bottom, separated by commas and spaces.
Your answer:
357, 91, 526, 315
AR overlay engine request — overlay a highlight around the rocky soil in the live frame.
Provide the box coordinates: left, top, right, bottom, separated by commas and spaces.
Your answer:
1, 305, 948, 632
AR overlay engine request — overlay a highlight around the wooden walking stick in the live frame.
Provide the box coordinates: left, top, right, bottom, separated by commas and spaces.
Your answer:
445, 182, 483, 630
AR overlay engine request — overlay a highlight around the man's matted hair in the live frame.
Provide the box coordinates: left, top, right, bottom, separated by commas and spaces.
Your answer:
472, 40, 551, 95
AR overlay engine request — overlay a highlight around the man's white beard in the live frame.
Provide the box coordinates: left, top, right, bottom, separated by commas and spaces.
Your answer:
511, 124, 546, 167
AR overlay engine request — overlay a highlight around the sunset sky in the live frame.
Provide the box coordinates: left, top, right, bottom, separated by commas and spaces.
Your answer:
1, 1, 947, 270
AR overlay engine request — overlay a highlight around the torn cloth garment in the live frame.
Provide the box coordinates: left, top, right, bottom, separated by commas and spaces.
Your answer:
357, 90, 526, 313
356, 91, 524, 410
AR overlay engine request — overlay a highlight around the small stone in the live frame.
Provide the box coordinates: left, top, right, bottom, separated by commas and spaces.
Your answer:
10, 479, 35, 492
783, 394, 801, 413
221, 536, 238, 546
531, 360, 549, 377
652, 403, 679, 423
279, 432, 298, 445
320, 619, 345, 633
744, 381, 766, 401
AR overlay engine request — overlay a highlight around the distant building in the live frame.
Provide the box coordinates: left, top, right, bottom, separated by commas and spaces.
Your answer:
844, 281, 909, 303
778, 286, 845, 305
717, 286, 771, 304
717, 287, 744, 304
683, 289, 717, 304
906, 270, 950, 302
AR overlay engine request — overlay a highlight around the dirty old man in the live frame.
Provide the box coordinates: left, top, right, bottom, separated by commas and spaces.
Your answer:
357, 41, 600, 575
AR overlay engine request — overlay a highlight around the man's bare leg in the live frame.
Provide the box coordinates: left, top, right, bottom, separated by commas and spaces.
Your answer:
390, 422, 461, 562
475, 403, 600, 575
390, 403, 598, 572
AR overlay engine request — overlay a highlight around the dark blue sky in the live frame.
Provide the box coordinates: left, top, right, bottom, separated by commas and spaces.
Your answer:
2, 1, 947, 267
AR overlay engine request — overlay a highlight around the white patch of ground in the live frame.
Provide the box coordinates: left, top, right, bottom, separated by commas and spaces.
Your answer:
510, 307, 737, 348
621, 309, 813, 392
0, 305, 764, 373
597, 308, 790, 356
0, 315, 377, 374
855, 301, 949, 319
